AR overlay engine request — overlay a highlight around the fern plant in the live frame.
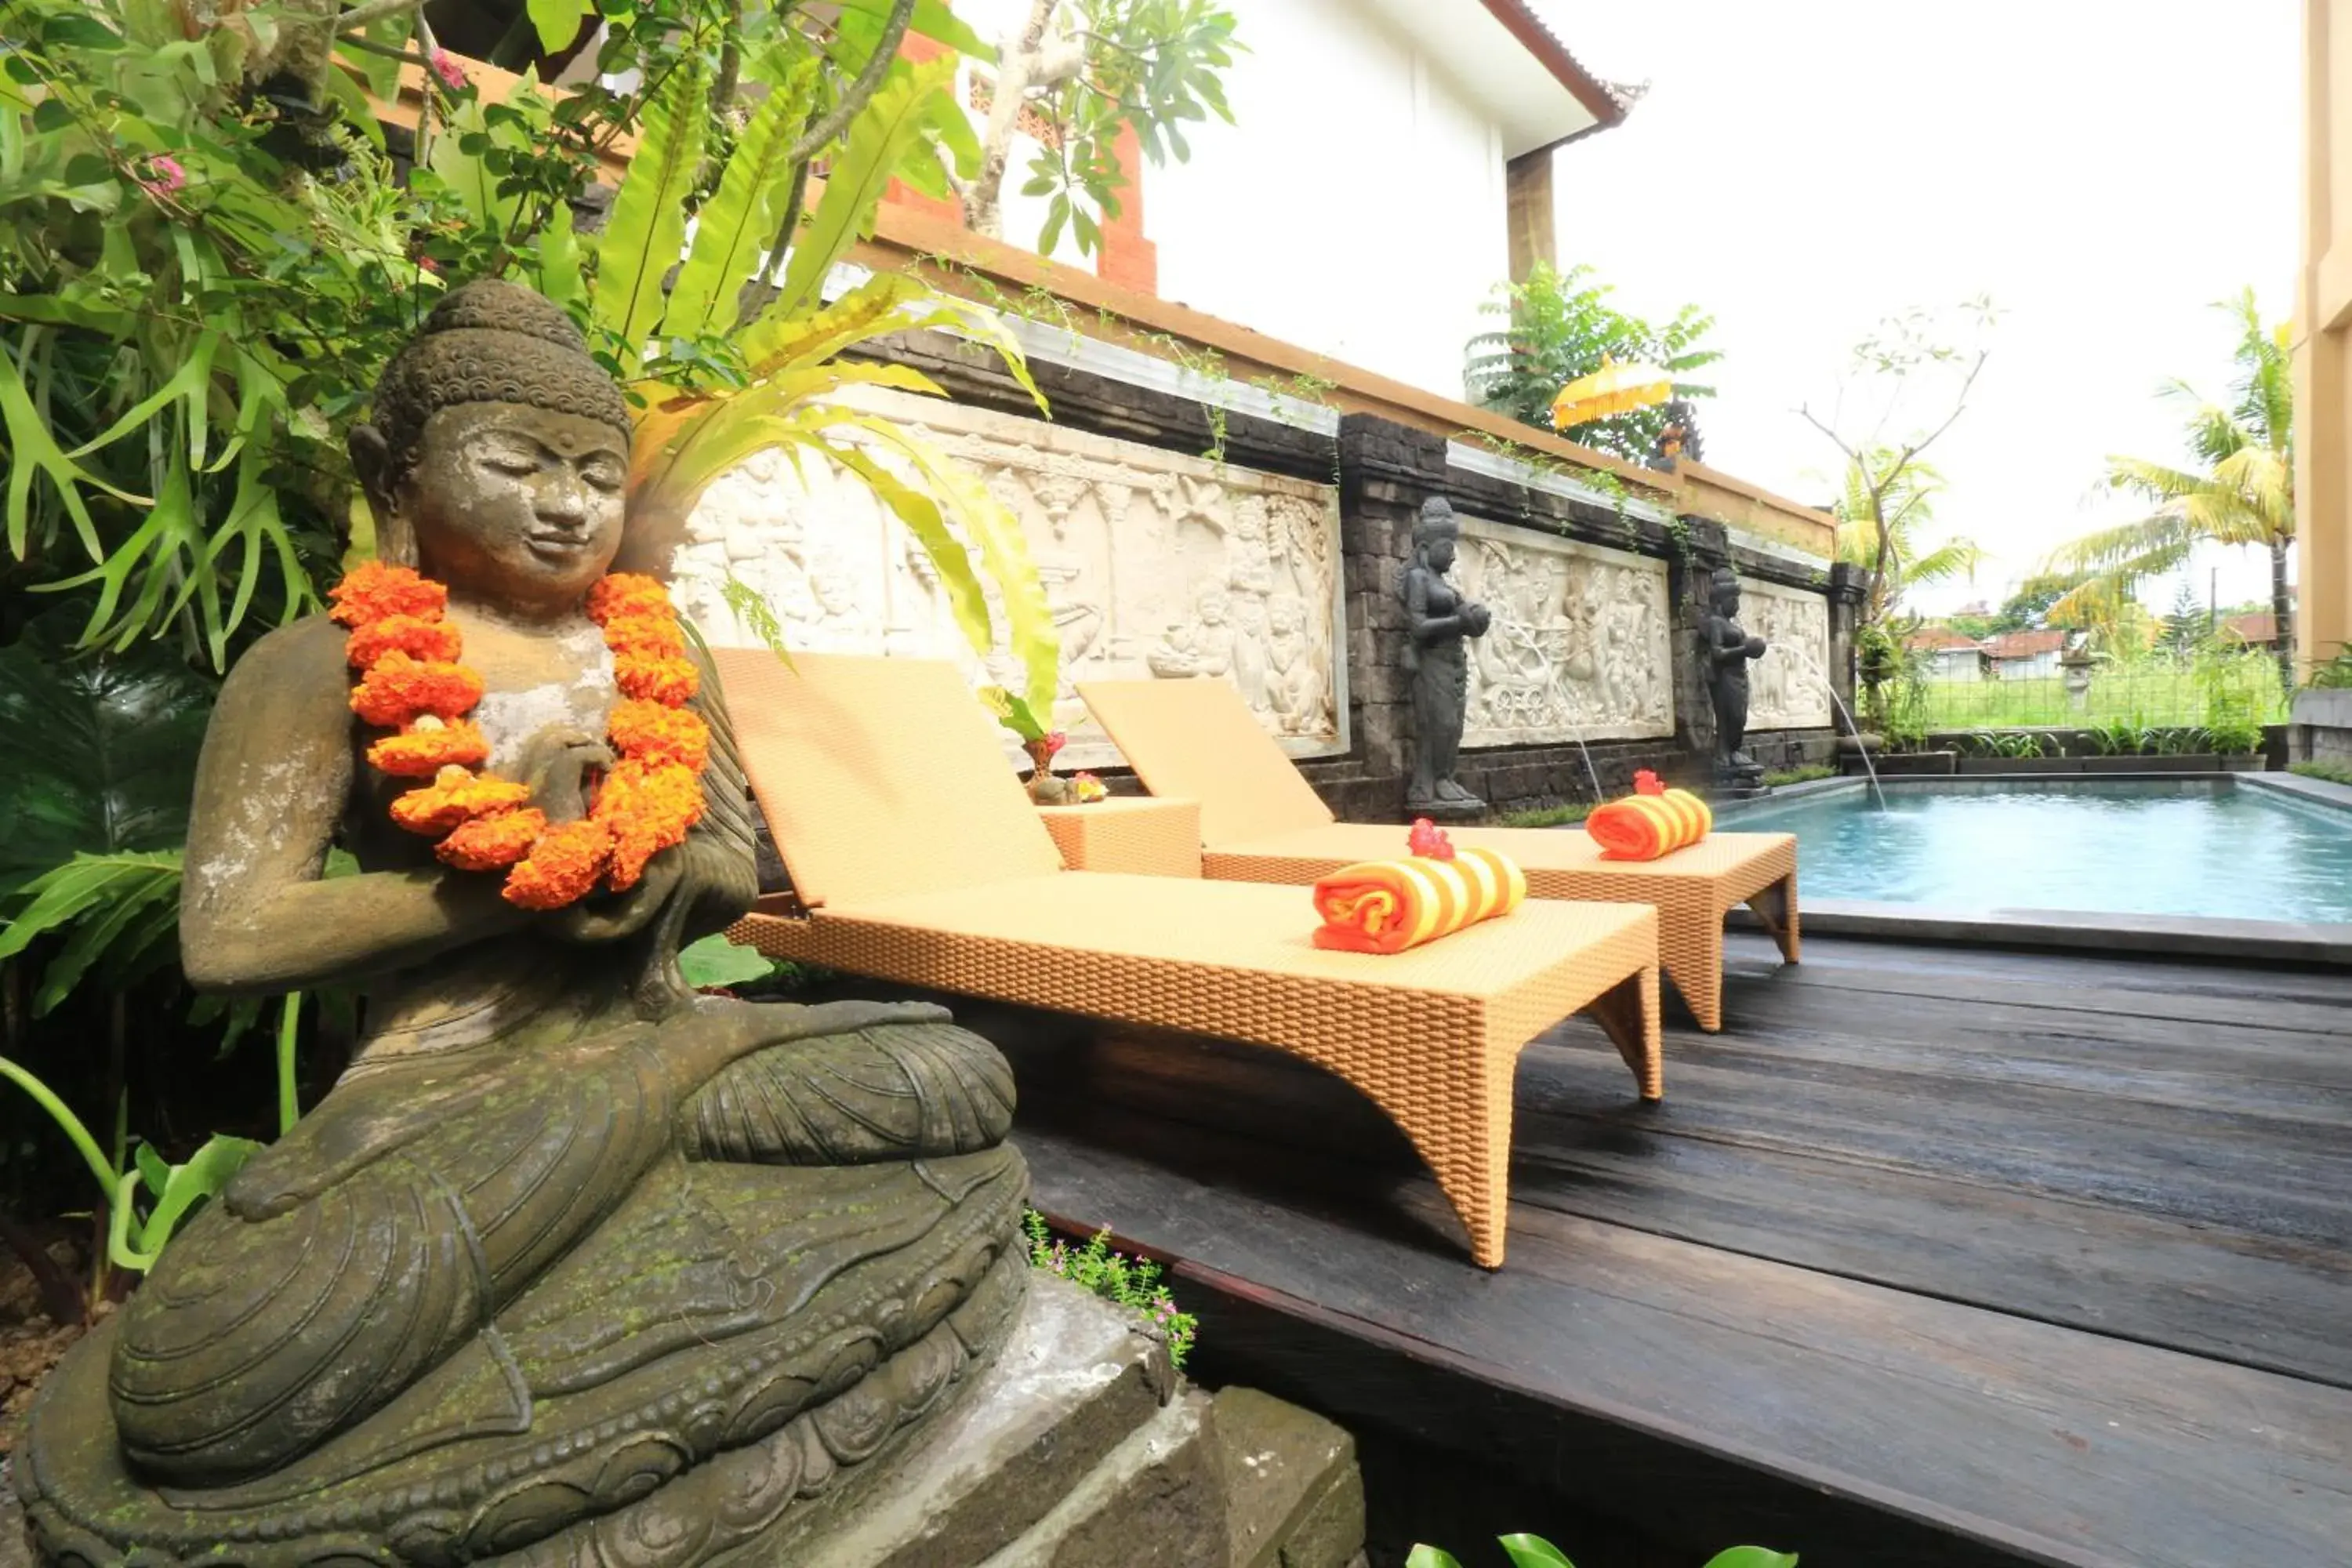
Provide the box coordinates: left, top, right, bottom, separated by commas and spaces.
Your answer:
503, 45, 1062, 713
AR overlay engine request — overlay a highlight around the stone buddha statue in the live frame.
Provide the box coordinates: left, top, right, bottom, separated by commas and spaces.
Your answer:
1701, 565, 1769, 791
1400, 498, 1491, 815
16, 283, 1028, 1567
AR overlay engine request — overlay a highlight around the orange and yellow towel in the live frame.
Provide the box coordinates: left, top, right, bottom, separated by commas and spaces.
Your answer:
1311, 822, 1528, 954
1585, 770, 1711, 861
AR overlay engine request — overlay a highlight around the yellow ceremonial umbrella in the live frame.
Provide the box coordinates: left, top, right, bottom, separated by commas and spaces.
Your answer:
1548, 360, 1675, 430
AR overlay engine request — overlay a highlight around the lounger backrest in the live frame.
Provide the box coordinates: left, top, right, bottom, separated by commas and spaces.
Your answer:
714, 649, 1065, 907
1076, 677, 1336, 846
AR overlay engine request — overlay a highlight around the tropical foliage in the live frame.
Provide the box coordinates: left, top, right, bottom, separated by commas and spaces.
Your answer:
1465, 262, 1721, 463
0, 0, 1062, 1270
1831, 451, 1980, 631
2042, 290, 2294, 688
963, 0, 1241, 259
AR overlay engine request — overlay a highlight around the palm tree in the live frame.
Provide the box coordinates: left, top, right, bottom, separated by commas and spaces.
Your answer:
1833, 452, 1983, 630
2044, 289, 2294, 688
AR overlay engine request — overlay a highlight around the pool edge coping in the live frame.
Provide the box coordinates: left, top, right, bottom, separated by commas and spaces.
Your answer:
1710, 772, 2352, 967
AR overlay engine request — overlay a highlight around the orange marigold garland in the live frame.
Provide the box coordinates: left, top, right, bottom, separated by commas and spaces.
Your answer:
333, 561, 708, 909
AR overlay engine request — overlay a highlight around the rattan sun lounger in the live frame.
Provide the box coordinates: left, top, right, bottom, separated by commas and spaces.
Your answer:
714, 649, 1664, 1269
1076, 677, 1800, 1033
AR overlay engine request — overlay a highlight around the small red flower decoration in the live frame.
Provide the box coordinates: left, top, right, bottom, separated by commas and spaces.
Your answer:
1406, 818, 1457, 860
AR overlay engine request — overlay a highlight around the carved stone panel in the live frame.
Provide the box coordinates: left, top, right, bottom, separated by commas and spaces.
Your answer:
675, 390, 1347, 768
1742, 578, 1834, 730
1452, 517, 1675, 745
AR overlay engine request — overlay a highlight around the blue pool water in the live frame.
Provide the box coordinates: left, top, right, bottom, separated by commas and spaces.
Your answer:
1722, 779, 2352, 924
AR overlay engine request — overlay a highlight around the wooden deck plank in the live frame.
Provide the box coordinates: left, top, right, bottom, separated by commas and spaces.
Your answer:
1015, 1118, 2352, 1568
987, 936, 2352, 1568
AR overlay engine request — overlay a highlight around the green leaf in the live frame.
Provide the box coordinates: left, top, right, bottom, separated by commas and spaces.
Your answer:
132, 1140, 169, 1198
536, 199, 586, 311
0, 851, 184, 1015
0, 334, 141, 562
833, 0, 995, 60
1404, 1550, 1465, 1568
820, 412, 1059, 713
136, 1133, 263, 1256
666, 61, 815, 342
677, 933, 778, 989
1498, 1535, 1577, 1568
0, 619, 212, 881
592, 57, 707, 352
775, 56, 956, 319
527, 0, 592, 52
1699, 1552, 1798, 1568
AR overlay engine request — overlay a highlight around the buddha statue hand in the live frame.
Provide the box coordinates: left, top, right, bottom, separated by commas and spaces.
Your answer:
516, 722, 615, 824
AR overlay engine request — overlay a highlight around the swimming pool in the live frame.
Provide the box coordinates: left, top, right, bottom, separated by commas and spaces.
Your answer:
1722, 779, 2352, 924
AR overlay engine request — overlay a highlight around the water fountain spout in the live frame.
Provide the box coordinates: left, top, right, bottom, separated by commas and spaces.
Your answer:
1787, 648, 1886, 811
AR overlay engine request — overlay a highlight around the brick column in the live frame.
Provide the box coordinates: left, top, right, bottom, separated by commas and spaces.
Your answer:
1096, 122, 1159, 295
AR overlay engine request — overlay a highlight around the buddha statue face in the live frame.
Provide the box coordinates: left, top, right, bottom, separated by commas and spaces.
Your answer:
394, 404, 628, 611
351, 280, 636, 618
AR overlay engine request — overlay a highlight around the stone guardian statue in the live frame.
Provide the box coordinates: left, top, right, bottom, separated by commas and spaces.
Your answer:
1701, 565, 1769, 792
16, 282, 1029, 1567
1401, 497, 1492, 815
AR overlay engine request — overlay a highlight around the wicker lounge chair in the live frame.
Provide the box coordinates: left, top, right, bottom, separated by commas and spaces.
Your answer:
715, 650, 1664, 1269
1076, 677, 1799, 1033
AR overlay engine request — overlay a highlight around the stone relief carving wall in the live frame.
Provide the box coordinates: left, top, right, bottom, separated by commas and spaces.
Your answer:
676, 390, 1346, 768
1453, 517, 1675, 746
1741, 577, 1834, 730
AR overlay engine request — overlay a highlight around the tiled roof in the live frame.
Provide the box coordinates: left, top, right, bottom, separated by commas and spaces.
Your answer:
1983, 630, 2066, 659
1907, 628, 1983, 652
2220, 612, 2278, 643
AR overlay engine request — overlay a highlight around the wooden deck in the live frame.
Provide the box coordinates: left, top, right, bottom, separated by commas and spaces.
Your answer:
987, 935, 2352, 1568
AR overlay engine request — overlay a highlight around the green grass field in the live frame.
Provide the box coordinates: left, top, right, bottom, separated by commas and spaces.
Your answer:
1912, 668, 2289, 731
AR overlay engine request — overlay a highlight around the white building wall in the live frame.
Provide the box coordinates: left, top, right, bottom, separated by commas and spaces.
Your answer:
951, 0, 1512, 401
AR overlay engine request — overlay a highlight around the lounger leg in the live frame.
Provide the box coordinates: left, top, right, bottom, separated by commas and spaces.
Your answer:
1749, 874, 1801, 964
1586, 966, 1663, 1103
1387, 1069, 1514, 1271
1663, 910, 1723, 1033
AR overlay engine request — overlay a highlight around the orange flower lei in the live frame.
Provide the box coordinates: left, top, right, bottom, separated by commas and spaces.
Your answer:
328, 562, 710, 910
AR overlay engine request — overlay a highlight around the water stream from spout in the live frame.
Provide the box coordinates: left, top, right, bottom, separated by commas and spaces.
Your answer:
1785, 649, 1886, 811
1564, 722, 1603, 804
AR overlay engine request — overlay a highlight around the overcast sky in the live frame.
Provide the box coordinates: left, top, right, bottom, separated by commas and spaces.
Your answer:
1528, 1, 2301, 619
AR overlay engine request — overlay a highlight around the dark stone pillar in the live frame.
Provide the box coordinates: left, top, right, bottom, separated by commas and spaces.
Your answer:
1332, 413, 1448, 813
1827, 562, 1870, 721
1670, 516, 1731, 771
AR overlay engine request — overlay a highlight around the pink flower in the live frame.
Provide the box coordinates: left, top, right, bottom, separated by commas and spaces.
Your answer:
137, 155, 186, 198
416, 256, 444, 275
427, 49, 469, 93
1042, 731, 1066, 759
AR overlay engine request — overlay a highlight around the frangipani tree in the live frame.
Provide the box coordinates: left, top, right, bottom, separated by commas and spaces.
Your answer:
2042, 290, 2294, 690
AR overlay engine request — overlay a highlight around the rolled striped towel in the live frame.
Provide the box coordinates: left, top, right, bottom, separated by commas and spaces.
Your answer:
1312, 841, 1530, 955
1585, 770, 1711, 861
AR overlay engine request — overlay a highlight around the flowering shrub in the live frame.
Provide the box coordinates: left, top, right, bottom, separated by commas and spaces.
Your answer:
1022, 1210, 1198, 1369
